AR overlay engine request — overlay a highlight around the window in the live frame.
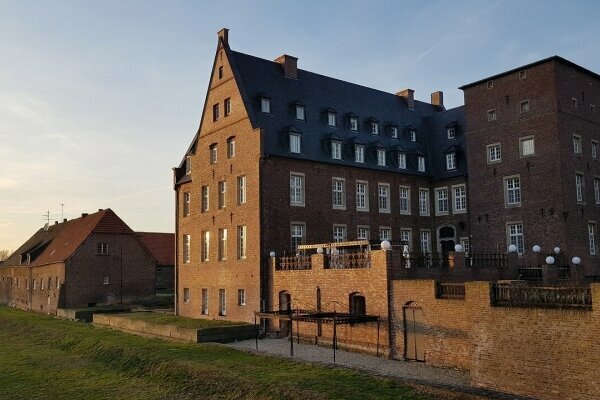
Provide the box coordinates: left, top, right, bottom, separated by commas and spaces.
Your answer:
447, 127, 456, 139
595, 178, 600, 205
446, 153, 456, 170
97, 243, 109, 255
328, 112, 336, 127
487, 143, 501, 163
520, 136, 535, 157
576, 173, 585, 203
201, 186, 209, 212
435, 188, 449, 215
183, 235, 190, 263
453, 184, 467, 213
224, 98, 231, 116
487, 109, 497, 121
520, 100, 529, 113
33, 279, 36, 291
237, 176, 246, 205
460, 237, 470, 254
201, 289, 208, 314
333, 225, 347, 243
227, 137, 235, 157
420, 231, 431, 253
572, 97, 578, 110
185, 156, 191, 175
183, 192, 190, 216
419, 189, 429, 216
210, 144, 217, 164
218, 229, 227, 260
295, 105, 305, 121
391, 126, 398, 138
238, 289, 246, 306
378, 183, 390, 213
331, 141, 342, 159
507, 223, 524, 254
377, 149, 386, 166
589, 223, 597, 256
398, 153, 406, 169
418, 156, 426, 172
218, 181, 226, 208
332, 178, 346, 209
350, 117, 358, 131
290, 223, 305, 253
409, 129, 416, 142
355, 145, 365, 163
379, 227, 391, 241
260, 98, 270, 113
237, 225, 246, 259
56, 278, 60, 290
487, 80, 494, 89
519, 70, 526, 79
103, 276, 109, 285
400, 229, 411, 249
504, 176, 521, 206
399, 186, 411, 215
356, 181, 369, 211
371, 122, 379, 135
213, 103, 220, 121
290, 173, 305, 206
591, 105, 596, 115
218, 66, 223, 79
357, 226, 370, 240
183, 288, 190, 303
592, 140, 598, 159
219, 289, 226, 316
202, 231, 210, 262
289, 133, 301, 153
573, 135, 582, 154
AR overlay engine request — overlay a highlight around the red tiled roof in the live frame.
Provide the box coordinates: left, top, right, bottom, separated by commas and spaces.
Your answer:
135, 232, 174, 266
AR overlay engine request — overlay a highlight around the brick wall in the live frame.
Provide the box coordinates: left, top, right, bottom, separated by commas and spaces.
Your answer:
0, 263, 65, 314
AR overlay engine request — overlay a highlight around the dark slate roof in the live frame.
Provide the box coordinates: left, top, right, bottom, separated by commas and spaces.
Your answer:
230, 50, 466, 179
423, 106, 467, 179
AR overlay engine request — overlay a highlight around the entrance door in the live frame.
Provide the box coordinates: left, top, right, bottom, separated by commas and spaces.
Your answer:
279, 291, 291, 336
404, 303, 425, 361
439, 226, 456, 267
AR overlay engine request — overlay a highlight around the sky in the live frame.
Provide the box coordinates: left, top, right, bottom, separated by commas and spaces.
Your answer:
1, 0, 600, 251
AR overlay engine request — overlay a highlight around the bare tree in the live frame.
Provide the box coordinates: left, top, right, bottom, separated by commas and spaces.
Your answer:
0, 250, 12, 261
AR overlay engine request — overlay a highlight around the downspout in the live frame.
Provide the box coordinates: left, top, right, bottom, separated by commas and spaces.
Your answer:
173, 168, 179, 316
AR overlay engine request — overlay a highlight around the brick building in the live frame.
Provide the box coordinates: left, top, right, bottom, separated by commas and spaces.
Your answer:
173, 29, 600, 323
0, 209, 158, 314
136, 232, 175, 293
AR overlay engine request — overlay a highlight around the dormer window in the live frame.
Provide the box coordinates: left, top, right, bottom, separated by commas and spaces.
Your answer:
409, 129, 416, 142
290, 133, 301, 153
519, 70, 526, 79
295, 105, 305, 121
328, 112, 337, 127
391, 126, 398, 138
377, 149, 386, 166
260, 98, 271, 113
447, 127, 456, 139
185, 156, 191, 175
398, 153, 406, 169
355, 145, 365, 163
331, 140, 342, 159
446, 153, 456, 170
371, 122, 379, 135
350, 117, 358, 131
418, 156, 426, 172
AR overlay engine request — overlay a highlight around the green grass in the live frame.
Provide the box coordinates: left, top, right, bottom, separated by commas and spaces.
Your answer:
0, 306, 431, 400
122, 311, 246, 329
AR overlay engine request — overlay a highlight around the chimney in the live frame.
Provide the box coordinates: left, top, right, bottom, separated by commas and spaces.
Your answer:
54, 221, 58, 225
431, 91, 444, 108
63, 218, 67, 223
217, 28, 229, 47
397, 89, 415, 110
98, 209, 103, 212
81, 213, 88, 218
274, 54, 298, 79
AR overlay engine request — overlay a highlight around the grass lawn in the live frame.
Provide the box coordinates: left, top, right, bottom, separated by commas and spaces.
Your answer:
122, 311, 245, 329
0, 306, 432, 400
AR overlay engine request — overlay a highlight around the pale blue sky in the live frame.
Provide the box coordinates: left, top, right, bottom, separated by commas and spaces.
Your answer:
1, 0, 599, 250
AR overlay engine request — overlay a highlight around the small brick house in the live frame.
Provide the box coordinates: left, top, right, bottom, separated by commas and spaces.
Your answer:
136, 232, 175, 293
0, 209, 157, 314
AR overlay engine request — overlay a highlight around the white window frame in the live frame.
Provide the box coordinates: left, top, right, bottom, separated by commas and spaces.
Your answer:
183, 192, 190, 216
378, 183, 391, 213
420, 230, 431, 254
400, 229, 412, 250
399, 186, 411, 215
238, 289, 246, 306
328, 112, 336, 127
289, 133, 301, 154
225, 97, 231, 116
218, 228, 227, 261
452, 184, 467, 214
487, 143, 501, 163
201, 186, 209, 212
201, 288, 209, 314
398, 153, 406, 169
447, 127, 456, 139
218, 181, 226, 209
185, 156, 191, 175
103, 276, 109, 285
573, 134, 582, 154
290, 172, 305, 207
356, 180, 369, 212
202, 231, 210, 262
594, 177, 600, 205
355, 145, 365, 163
295, 105, 305, 121
520, 136, 535, 157
227, 137, 235, 158
237, 225, 246, 259
576, 172, 585, 203
183, 288, 190, 303
219, 289, 226, 316
379, 226, 392, 241
504, 176, 521, 207
391, 126, 398, 138
331, 140, 342, 160
371, 122, 379, 135
237, 176, 246, 205
332, 178, 346, 210
357, 225, 370, 240
377, 149, 386, 166
350, 117, 358, 131
507, 222, 524, 254
446, 153, 456, 170
418, 156, 425, 172
487, 109, 497, 121
210, 144, 217, 164
592, 140, 598, 159
290, 222, 306, 254
435, 187, 449, 216
409, 129, 416, 142
260, 98, 271, 113
333, 224, 347, 243
419, 188, 430, 216
460, 237, 470, 255
183, 235, 190, 264
589, 222, 597, 256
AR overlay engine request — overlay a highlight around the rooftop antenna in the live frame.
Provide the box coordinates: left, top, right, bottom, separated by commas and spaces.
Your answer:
42, 209, 50, 231
60, 203, 64, 221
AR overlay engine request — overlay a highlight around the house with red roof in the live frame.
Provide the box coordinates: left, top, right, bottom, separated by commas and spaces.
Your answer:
135, 232, 175, 294
0, 209, 157, 314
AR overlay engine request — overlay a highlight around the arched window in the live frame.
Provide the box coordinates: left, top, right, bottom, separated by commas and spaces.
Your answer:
349, 292, 366, 315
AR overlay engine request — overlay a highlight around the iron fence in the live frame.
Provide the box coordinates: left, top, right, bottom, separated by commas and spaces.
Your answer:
518, 266, 543, 281
436, 282, 466, 300
276, 255, 312, 271
492, 284, 592, 309
466, 253, 507, 268
326, 251, 370, 269
400, 252, 447, 268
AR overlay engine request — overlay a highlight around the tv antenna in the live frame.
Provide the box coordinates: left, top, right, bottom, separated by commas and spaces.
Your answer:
60, 203, 64, 220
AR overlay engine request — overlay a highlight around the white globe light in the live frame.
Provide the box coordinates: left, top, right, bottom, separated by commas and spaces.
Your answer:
572, 256, 581, 265
269, 251, 276, 258
331, 247, 338, 256
381, 240, 391, 251
553, 247, 560, 254
545, 256, 555, 265
316, 247, 323, 254
454, 244, 463, 253
532, 245, 541, 253
508, 244, 517, 253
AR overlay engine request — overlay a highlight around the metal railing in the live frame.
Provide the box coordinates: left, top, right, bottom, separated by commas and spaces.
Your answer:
492, 284, 592, 309
400, 252, 447, 268
326, 251, 370, 269
466, 253, 507, 268
276, 255, 312, 271
436, 282, 466, 300
518, 266, 543, 281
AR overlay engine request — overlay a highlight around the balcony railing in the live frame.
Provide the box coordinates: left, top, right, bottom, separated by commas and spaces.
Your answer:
436, 282, 466, 300
276, 255, 312, 271
492, 284, 592, 310
400, 252, 447, 268
518, 266, 543, 281
466, 253, 507, 268
326, 251, 370, 269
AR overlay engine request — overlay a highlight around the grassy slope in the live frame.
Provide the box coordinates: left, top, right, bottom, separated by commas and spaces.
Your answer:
0, 307, 430, 400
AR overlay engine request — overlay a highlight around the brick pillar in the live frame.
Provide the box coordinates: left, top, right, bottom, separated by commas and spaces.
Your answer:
542, 264, 558, 286
591, 283, 600, 314
451, 251, 466, 269
311, 254, 325, 270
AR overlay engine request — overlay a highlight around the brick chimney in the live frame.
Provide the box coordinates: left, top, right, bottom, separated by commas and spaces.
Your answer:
274, 54, 298, 79
431, 91, 444, 108
397, 89, 415, 110
217, 28, 229, 47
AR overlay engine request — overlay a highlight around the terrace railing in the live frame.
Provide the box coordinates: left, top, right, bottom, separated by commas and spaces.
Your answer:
466, 253, 507, 268
326, 251, 370, 269
436, 282, 466, 300
518, 266, 543, 281
276, 255, 312, 271
400, 252, 447, 268
492, 284, 592, 310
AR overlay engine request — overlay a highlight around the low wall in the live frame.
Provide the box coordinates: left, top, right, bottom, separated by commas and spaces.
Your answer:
57, 307, 130, 322
93, 313, 256, 343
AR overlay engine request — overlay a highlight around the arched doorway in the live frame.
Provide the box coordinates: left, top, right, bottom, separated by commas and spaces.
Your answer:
349, 292, 366, 315
279, 290, 291, 336
438, 225, 456, 266
403, 301, 424, 361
